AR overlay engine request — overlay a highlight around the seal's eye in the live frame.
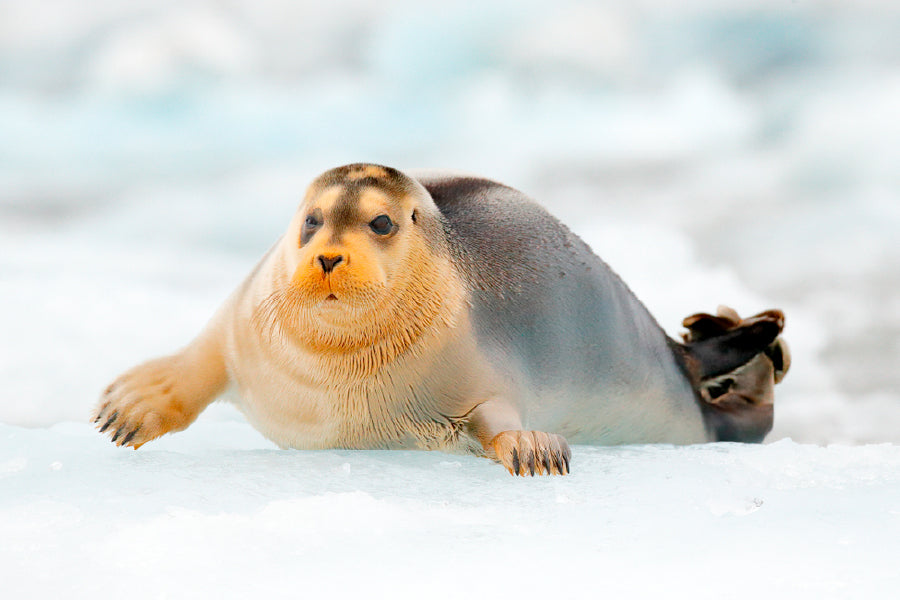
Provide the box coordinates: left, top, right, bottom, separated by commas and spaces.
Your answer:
369, 214, 393, 235
299, 213, 321, 246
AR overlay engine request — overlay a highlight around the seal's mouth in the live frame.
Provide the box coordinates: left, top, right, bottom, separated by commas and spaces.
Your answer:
325, 293, 338, 301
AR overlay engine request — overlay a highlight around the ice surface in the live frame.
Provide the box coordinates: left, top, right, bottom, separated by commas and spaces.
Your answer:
2, 2, 899, 597
2, 417, 899, 598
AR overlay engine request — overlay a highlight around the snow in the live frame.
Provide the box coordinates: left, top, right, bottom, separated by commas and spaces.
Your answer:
3, 418, 900, 598
2, 1, 899, 597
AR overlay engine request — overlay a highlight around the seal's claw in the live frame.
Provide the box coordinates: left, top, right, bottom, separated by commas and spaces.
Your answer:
99, 411, 117, 433
121, 427, 139, 447
490, 430, 571, 476
92, 403, 108, 424
538, 446, 551, 475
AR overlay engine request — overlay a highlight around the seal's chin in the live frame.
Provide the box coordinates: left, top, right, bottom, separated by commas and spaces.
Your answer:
305, 281, 386, 319
317, 292, 346, 313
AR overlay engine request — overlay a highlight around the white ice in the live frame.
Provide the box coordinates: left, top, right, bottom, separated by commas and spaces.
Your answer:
2, 1, 899, 598
3, 417, 900, 599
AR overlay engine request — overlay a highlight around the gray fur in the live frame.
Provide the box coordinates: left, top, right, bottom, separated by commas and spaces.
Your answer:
413, 172, 712, 445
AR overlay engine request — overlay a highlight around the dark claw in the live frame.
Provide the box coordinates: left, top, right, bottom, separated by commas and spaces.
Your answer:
541, 450, 551, 475
511, 448, 520, 476
563, 454, 570, 475
526, 452, 535, 476
553, 453, 564, 474
121, 427, 139, 446
94, 402, 109, 423
112, 425, 126, 443
99, 411, 118, 433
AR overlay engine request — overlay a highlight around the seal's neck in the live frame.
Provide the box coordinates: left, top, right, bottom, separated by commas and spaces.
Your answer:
254, 247, 466, 384
311, 256, 464, 379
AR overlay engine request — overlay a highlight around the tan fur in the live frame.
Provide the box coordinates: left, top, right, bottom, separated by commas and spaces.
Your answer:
345, 165, 390, 181
307, 185, 342, 214
96, 164, 702, 476
93, 331, 227, 448
93, 167, 502, 456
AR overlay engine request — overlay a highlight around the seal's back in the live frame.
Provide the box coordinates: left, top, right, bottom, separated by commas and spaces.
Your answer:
416, 172, 711, 445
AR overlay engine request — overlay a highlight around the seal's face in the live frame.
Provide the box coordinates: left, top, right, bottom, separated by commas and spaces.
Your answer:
253, 163, 458, 362
278, 165, 440, 331
293, 185, 410, 315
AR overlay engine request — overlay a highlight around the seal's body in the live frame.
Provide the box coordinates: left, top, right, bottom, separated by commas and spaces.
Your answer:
95, 164, 788, 475
422, 172, 709, 446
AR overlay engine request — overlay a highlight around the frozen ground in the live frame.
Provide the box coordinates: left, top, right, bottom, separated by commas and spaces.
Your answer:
3, 417, 900, 599
2, 1, 899, 598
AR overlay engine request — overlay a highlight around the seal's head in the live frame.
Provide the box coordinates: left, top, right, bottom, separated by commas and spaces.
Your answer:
256, 164, 457, 359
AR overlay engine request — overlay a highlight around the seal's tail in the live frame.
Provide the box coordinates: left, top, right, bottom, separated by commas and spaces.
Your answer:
678, 306, 790, 443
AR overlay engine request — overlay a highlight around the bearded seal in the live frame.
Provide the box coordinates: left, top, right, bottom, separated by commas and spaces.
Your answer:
93, 163, 789, 475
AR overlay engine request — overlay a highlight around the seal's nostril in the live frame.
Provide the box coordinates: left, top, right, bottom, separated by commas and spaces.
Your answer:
318, 255, 343, 273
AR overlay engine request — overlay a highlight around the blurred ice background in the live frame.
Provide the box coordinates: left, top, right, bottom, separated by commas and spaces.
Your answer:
1, 0, 899, 441
3, 3, 900, 598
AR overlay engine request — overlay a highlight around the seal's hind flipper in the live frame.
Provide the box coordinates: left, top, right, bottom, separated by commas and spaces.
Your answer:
764, 334, 791, 384
678, 306, 790, 443
684, 309, 784, 379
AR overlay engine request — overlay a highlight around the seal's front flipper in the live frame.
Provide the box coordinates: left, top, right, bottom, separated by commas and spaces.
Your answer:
679, 306, 790, 443
466, 399, 572, 476
489, 430, 571, 476
92, 333, 227, 448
